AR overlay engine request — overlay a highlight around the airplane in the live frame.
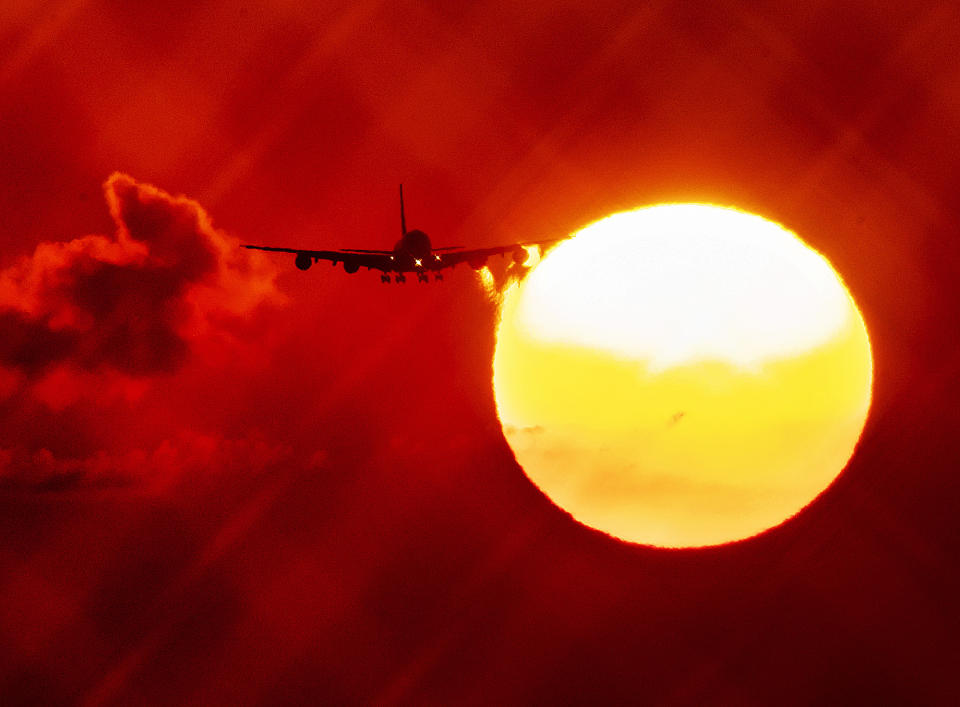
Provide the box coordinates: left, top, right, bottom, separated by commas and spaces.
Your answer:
243, 186, 560, 283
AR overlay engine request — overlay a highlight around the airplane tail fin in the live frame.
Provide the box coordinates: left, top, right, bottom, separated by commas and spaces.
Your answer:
399, 184, 407, 237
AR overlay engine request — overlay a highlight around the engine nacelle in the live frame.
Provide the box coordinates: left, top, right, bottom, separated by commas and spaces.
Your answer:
469, 255, 488, 270
295, 252, 312, 271
512, 246, 528, 264
343, 261, 360, 274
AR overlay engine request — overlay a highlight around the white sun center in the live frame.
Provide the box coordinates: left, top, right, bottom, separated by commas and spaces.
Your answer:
519, 205, 851, 371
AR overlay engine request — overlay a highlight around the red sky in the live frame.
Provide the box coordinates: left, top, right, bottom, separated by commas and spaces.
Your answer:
1, 1, 958, 704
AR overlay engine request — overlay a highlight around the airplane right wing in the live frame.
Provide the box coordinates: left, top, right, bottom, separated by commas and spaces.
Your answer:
434, 238, 564, 270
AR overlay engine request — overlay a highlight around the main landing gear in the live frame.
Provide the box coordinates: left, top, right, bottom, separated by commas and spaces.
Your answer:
379, 272, 444, 283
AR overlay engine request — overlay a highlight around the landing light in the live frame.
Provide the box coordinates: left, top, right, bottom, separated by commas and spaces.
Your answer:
415, 258, 423, 267
434, 254, 442, 261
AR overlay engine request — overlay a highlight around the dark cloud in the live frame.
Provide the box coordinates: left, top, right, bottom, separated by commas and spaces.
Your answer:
0, 432, 294, 492
0, 173, 279, 379
0, 311, 79, 374
0, 174, 281, 486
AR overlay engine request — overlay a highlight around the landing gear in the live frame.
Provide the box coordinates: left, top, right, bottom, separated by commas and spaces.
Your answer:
417, 272, 429, 283
381, 274, 391, 283
395, 274, 407, 283
434, 272, 444, 282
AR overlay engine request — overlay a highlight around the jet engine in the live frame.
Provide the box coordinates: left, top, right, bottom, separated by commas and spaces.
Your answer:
469, 255, 488, 270
343, 261, 360, 274
512, 246, 528, 264
295, 252, 312, 270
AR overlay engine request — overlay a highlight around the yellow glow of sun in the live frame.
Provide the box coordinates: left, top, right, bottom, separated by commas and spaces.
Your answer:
493, 204, 873, 548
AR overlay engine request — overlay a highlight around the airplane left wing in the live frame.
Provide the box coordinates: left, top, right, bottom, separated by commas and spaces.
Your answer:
242, 245, 394, 273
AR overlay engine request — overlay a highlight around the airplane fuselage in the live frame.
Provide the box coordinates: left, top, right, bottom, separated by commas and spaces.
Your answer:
390, 229, 443, 273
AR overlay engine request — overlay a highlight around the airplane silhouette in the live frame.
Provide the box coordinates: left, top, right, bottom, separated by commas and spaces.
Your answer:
243, 186, 560, 283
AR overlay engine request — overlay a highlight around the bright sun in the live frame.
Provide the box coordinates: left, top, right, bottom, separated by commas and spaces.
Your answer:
493, 204, 873, 548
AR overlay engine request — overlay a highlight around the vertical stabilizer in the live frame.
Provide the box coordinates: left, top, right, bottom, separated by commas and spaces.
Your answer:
399, 184, 407, 237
